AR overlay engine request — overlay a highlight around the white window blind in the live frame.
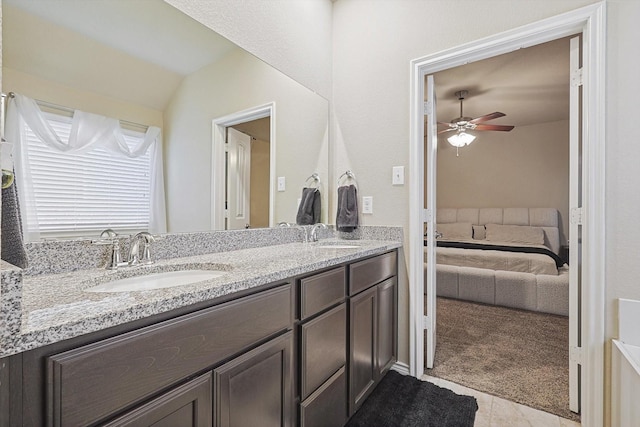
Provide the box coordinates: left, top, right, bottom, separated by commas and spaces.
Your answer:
24, 112, 152, 237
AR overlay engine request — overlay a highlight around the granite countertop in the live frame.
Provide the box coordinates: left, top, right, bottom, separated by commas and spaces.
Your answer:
2, 239, 401, 357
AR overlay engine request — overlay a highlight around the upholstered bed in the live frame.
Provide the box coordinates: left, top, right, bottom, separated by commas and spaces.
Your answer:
424, 208, 569, 316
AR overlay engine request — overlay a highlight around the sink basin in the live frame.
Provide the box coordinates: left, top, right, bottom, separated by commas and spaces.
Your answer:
86, 270, 227, 293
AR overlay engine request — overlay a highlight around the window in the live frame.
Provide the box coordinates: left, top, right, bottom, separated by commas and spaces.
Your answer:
23, 111, 153, 238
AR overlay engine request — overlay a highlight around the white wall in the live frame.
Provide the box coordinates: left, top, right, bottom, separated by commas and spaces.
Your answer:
164, 48, 328, 232
437, 120, 570, 245
605, 1, 640, 424
163, 0, 333, 100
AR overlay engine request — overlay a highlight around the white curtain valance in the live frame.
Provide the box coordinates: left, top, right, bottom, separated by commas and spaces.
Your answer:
9, 93, 160, 157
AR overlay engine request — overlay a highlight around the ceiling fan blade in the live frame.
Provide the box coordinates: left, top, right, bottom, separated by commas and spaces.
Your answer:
469, 112, 506, 124
437, 128, 456, 134
474, 124, 515, 132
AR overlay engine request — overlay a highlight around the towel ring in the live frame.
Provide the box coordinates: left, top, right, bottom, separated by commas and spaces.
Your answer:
305, 173, 321, 190
338, 170, 358, 189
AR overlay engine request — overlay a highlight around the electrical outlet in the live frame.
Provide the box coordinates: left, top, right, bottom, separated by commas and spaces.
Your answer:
362, 196, 373, 214
392, 166, 405, 185
277, 176, 286, 192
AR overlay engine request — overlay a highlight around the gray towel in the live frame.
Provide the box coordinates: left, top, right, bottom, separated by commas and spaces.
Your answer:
336, 184, 358, 232
1, 177, 28, 268
296, 187, 321, 225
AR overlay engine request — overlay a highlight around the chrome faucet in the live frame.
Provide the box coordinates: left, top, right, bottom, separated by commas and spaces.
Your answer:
92, 229, 122, 270
309, 223, 328, 242
128, 232, 155, 265
94, 230, 156, 270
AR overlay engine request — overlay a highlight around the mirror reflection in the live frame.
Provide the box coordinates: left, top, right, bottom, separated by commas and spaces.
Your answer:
2, 0, 329, 236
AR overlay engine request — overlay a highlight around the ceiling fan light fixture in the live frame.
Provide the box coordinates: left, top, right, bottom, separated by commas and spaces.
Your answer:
447, 131, 476, 147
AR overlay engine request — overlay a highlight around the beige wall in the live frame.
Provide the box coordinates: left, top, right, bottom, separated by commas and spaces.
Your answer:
2, 68, 164, 128
2, 4, 170, 128
437, 120, 570, 245
250, 138, 270, 228
164, 47, 329, 232
3, 4, 182, 114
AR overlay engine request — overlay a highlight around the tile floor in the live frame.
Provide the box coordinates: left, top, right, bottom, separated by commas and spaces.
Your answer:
422, 375, 581, 427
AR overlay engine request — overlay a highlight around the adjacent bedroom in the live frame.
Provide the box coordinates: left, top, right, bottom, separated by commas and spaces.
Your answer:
423, 36, 580, 423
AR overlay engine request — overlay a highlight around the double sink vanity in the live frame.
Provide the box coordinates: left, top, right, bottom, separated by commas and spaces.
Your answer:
0, 227, 402, 427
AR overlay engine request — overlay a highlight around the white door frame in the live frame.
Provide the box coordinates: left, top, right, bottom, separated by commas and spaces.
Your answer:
424, 75, 438, 370
409, 3, 605, 426
211, 103, 276, 230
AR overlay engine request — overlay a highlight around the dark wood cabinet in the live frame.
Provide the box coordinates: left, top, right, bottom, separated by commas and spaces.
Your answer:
377, 277, 398, 375
102, 373, 212, 427
347, 253, 398, 416
214, 332, 293, 427
348, 285, 378, 415
300, 304, 347, 401
297, 266, 347, 427
1, 249, 398, 427
47, 285, 292, 427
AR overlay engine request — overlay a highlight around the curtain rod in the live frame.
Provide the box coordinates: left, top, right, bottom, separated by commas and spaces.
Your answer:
1, 92, 149, 131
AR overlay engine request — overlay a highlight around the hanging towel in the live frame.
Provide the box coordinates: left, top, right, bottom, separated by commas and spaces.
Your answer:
336, 184, 358, 232
1, 175, 28, 268
296, 187, 321, 225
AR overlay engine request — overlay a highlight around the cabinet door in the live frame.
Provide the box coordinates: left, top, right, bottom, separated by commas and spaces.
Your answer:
348, 286, 377, 415
377, 278, 397, 377
48, 285, 292, 427
300, 304, 346, 400
214, 332, 292, 427
102, 373, 212, 427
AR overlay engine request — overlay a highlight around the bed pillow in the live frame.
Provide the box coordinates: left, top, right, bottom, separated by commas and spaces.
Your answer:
472, 225, 486, 240
437, 222, 473, 241
485, 223, 545, 245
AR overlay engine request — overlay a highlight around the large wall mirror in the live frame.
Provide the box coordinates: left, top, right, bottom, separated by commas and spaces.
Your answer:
2, 0, 329, 234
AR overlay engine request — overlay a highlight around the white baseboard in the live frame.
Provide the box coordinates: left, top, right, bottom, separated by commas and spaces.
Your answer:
391, 361, 410, 376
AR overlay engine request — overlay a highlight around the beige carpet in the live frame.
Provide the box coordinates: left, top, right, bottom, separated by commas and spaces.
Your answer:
426, 297, 580, 422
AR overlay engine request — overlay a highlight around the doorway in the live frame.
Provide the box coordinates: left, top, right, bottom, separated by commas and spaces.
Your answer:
226, 118, 271, 230
425, 36, 576, 419
211, 103, 276, 230
409, 4, 605, 427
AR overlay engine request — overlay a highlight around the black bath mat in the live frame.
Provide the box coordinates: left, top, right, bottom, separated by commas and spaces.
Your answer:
346, 370, 478, 427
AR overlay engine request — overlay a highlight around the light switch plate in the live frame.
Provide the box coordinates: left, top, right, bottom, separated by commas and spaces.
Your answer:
277, 176, 286, 192
362, 196, 373, 214
392, 166, 405, 185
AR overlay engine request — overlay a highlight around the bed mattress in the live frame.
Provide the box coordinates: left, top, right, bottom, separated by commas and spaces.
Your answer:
424, 240, 561, 275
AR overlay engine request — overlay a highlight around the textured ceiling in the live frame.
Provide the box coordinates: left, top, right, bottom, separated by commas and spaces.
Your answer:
433, 36, 573, 129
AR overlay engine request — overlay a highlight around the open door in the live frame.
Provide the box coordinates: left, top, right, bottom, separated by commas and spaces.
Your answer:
226, 127, 251, 230
424, 74, 438, 369
568, 35, 582, 415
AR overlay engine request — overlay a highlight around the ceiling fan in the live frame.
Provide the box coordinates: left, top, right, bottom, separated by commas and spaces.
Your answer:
438, 90, 515, 147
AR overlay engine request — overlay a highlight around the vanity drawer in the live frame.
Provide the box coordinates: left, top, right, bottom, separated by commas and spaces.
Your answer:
300, 266, 346, 319
47, 284, 292, 427
300, 303, 346, 400
349, 251, 397, 295
300, 367, 347, 427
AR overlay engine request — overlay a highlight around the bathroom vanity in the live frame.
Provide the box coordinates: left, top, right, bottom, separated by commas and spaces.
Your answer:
0, 235, 400, 427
